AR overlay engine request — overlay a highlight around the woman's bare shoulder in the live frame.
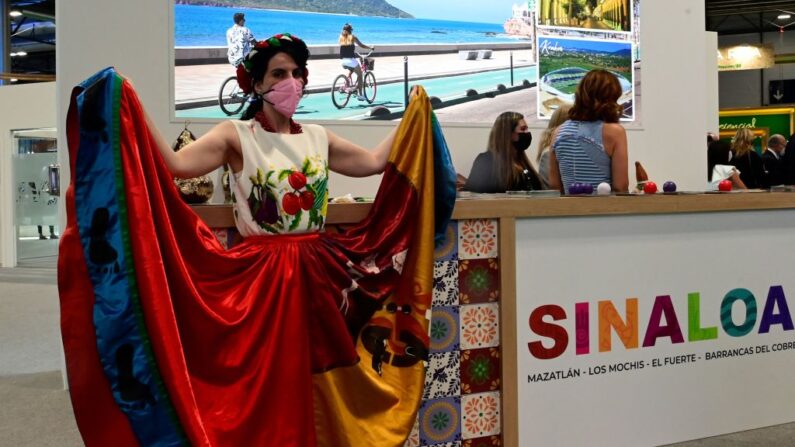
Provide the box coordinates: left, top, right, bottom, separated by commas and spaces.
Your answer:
602, 122, 626, 133
602, 122, 626, 140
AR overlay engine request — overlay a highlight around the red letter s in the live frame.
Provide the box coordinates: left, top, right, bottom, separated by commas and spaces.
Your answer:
528, 305, 568, 359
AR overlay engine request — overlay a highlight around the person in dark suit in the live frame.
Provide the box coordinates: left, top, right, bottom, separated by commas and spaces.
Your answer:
779, 133, 795, 185
763, 134, 787, 186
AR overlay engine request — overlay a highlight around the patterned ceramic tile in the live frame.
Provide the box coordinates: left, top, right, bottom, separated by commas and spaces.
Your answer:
461, 392, 501, 439
404, 418, 420, 447
459, 303, 500, 350
227, 228, 243, 249
462, 435, 502, 446
434, 261, 459, 306
435, 220, 459, 261
424, 351, 461, 400
460, 348, 501, 395
457, 219, 498, 260
459, 259, 499, 304
211, 228, 229, 249
419, 396, 462, 445
430, 306, 460, 353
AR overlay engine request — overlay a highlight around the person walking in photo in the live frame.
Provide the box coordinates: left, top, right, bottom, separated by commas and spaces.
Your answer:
226, 12, 256, 67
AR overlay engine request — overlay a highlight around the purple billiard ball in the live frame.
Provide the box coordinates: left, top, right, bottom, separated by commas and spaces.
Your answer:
663, 181, 677, 193
581, 183, 594, 195
569, 183, 581, 195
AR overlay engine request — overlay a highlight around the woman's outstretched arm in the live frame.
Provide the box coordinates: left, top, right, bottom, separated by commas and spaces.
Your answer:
142, 110, 239, 179
326, 126, 397, 177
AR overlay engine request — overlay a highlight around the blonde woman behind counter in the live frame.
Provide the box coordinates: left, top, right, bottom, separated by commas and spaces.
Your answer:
536, 104, 572, 189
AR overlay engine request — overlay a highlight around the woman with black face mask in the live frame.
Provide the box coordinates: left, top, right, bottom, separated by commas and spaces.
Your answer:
463, 111, 543, 193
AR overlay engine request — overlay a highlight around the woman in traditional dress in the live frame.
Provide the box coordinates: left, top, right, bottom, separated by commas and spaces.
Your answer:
59, 33, 454, 446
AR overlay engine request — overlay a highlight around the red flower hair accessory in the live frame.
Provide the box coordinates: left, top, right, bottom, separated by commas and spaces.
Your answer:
236, 63, 253, 94
235, 33, 308, 94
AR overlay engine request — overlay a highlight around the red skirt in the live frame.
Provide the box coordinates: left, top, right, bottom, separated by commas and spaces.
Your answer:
59, 69, 450, 446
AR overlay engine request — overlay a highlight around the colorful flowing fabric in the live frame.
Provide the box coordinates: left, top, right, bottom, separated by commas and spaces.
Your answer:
58, 67, 455, 447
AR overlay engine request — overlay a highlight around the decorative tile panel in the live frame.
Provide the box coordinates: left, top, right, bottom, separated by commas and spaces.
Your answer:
210, 228, 242, 249
212, 218, 504, 446
459, 303, 500, 350
461, 392, 501, 439
435, 221, 459, 261
457, 219, 498, 260
430, 306, 460, 353
424, 351, 461, 400
462, 435, 502, 446
434, 261, 459, 306
419, 396, 462, 445
404, 419, 420, 447
459, 259, 499, 304
211, 228, 230, 249
460, 348, 501, 395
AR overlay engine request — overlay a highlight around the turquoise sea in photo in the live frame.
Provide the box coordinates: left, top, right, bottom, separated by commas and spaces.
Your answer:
175, 5, 524, 46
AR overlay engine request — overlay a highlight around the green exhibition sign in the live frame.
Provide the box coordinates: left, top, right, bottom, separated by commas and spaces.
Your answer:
719, 107, 795, 153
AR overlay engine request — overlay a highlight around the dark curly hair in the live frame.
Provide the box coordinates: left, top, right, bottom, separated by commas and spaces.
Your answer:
240, 34, 310, 120
568, 69, 624, 123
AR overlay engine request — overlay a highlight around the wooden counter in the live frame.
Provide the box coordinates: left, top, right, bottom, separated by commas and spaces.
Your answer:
191, 193, 795, 446
192, 192, 795, 227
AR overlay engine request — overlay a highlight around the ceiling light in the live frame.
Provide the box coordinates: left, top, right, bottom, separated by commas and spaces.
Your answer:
9, 10, 22, 18
778, 14, 791, 20
16, 51, 27, 56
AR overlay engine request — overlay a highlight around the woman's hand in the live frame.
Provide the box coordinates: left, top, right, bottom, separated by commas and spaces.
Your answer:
456, 174, 468, 191
409, 85, 421, 102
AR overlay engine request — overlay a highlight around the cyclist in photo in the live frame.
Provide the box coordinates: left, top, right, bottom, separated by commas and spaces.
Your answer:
338, 23, 373, 101
227, 12, 256, 67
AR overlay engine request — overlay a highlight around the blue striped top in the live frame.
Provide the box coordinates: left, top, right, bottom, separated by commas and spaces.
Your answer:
552, 120, 612, 194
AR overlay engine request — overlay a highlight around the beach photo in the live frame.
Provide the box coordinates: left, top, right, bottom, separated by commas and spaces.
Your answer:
172, 0, 538, 123
536, 36, 633, 119
538, 0, 632, 33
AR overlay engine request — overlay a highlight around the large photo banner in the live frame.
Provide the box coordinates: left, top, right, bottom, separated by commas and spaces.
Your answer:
516, 212, 795, 446
174, 0, 535, 123
536, 0, 640, 123
172, 1, 640, 124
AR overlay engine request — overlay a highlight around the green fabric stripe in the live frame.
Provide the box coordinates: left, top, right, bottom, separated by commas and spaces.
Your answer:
110, 75, 187, 444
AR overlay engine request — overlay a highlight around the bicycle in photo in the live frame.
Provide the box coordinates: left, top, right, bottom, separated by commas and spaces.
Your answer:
218, 75, 251, 116
331, 50, 377, 109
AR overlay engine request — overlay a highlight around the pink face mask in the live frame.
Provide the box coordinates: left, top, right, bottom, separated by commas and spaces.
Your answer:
262, 78, 303, 118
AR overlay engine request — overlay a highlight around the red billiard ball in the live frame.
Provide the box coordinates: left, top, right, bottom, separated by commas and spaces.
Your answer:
718, 180, 732, 192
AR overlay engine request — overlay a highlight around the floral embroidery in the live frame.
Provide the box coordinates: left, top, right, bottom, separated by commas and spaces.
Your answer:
247, 168, 281, 233
245, 154, 328, 234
